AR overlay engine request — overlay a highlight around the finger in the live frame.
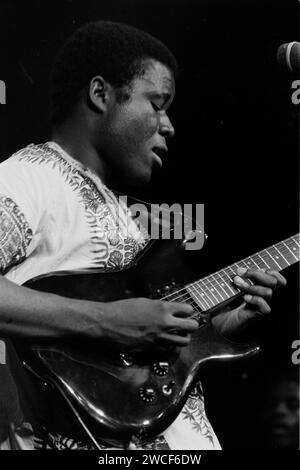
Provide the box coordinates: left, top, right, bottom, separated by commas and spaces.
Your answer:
233, 275, 253, 290
159, 332, 191, 347
240, 269, 278, 288
265, 270, 287, 287
170, 317, 199, 332
234, 281, 273, 300
167, 301, 194, 317
244, 294, 271, 314
236, 266, 248, 277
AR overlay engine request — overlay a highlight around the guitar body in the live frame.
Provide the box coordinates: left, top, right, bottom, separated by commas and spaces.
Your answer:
22, 237, 259, 444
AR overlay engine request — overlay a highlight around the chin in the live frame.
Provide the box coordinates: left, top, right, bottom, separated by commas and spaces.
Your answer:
132, 174, 152, 187
117, 169, 152, 190
132, 166, 153, 186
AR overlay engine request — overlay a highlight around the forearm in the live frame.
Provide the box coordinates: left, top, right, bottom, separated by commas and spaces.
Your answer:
0, 276, 200, 350
0, 275, 104, 340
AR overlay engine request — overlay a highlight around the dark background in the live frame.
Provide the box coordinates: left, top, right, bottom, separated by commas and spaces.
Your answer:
0, 0, 299, 449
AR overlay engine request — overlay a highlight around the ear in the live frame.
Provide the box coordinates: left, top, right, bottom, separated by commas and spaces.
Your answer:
88, 75, 113, 113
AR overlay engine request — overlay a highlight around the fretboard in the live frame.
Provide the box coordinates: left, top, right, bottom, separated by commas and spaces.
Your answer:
162, 234, 299, 313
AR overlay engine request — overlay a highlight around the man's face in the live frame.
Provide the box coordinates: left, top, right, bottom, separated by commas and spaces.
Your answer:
264, 380, 300, 449
101, 59, 175, 187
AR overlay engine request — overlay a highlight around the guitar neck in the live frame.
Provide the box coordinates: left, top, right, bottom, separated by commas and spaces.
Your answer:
162, 234, 300, 313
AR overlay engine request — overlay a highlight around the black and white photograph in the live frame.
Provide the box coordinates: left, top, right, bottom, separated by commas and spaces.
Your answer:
0, 0, 299, 458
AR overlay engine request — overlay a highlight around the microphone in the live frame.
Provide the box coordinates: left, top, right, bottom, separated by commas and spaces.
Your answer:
277, 41, 300, 72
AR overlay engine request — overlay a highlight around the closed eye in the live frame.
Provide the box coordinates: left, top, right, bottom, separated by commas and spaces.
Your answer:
151, 102, 162, 112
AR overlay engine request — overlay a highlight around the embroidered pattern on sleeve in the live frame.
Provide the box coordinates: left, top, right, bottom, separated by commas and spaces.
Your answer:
0, 195, 33, 274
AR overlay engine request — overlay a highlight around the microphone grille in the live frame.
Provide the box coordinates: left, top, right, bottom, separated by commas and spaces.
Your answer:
277, 42, 300, 72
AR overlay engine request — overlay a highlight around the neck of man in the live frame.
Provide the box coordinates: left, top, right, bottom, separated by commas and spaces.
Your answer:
51, 117, 110, 186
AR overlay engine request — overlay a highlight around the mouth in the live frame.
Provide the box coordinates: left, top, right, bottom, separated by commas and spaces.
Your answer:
151, 146, 168, 167
270, 422, 290, 434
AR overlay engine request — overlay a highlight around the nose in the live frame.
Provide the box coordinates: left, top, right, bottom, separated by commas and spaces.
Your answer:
159, 112, 175, 139
274, 401, 289, 417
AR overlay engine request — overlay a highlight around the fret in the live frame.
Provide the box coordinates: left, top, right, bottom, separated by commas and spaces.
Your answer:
271, 245, 289, 268
247, 256, 261, 269
243, 257, 259, 269
234, 261, 248, 274
256, 253, 271, 269
196, 286, 212, 311
213, 272, 233, 299
188, 291, 206, 312
250, 254, 266, 270
196, 297, 209, 312
207, 274, 226, 302
282, 241, 298, 262
231, 263, 240, 273
236, 260, 249, 271
276, 242, 294, 265
184, 284, 200, 306
195, 280, 219, 308
289, 239, 300, 255
189, 297, 202, 313
225, 266, 237, 279
263, 249, 281, 270
198, 278, 218, 304
187, 284, 212, 311
287, 237, 300, 261
192, 283, 212, 310
202, 276, 225, 303
219, 269, 238, 295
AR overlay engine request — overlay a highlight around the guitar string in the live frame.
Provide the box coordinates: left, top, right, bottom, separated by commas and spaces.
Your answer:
162, 239, 299, 306
160, 241, 300, 319
160, 250, 295, 310
159, 236, 299, 310
187, 236, 300, 320
166, 236, 299, 302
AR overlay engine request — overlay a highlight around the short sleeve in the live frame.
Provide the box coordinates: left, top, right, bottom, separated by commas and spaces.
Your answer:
0, 194, 33, 274
0, 153, 45, 275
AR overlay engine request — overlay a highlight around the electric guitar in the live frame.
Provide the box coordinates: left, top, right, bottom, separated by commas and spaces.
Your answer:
19, 232, 299, 448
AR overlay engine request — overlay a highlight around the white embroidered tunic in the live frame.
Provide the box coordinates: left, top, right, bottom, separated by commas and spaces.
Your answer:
0, 142, 220, 450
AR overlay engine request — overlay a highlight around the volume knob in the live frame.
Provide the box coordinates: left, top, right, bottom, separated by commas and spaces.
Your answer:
139, 385, 156, 403
153, 361, 169, 376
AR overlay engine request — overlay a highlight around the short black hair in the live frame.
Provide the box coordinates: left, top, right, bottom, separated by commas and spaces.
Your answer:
50, 21, 178, 124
